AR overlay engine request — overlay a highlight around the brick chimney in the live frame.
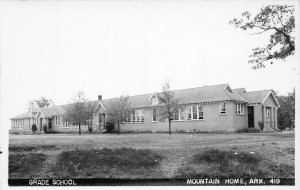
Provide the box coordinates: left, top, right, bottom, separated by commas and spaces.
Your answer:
98, 95, 102, 100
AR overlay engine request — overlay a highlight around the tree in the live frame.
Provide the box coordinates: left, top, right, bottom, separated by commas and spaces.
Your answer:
85, 101, 98, 128
105, 95, 131, 135
276, 89, 295, 130
230, 5, 295, 69
64, 90, 91, 135
156, 81, 180, 135
28, 97, 54, 110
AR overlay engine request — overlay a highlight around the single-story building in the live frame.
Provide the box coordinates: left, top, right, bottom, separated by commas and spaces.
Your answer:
10, 84, 280, 133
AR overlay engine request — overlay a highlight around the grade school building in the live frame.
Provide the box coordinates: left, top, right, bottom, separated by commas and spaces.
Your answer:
10, 84, 280, 133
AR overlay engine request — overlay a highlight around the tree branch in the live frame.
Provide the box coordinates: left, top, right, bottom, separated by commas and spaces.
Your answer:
273, 10, 285, 33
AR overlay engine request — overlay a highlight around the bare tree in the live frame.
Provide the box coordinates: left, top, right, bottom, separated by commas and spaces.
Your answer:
105, 95, 131, 135
64, 90, 90, 135
156, 81, 180, 135
230, 5, 295, 69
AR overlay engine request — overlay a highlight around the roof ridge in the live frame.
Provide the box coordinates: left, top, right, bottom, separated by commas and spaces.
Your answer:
243, 89, 271, 93
100, 83, 230, 101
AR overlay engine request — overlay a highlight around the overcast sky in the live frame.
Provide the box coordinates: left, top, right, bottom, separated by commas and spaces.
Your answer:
0, 0, 297, 130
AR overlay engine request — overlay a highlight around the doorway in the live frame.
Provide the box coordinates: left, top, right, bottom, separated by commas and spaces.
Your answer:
40, 118, 43, 131
248, 106, 254, 128
48, 118, 52, 129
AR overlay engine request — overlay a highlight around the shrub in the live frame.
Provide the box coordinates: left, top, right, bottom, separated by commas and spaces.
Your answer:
88, 126, 93, 133
105, 122, 115, 133
43, 124, 48, 133
277, 124, 286, 131
258, 121, 264, 132
31, 124, 37, 133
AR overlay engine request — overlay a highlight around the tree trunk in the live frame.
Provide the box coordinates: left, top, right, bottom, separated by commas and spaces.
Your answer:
118, 122, 120, 135
79, 123, 81, 135
169, 119, 171, 135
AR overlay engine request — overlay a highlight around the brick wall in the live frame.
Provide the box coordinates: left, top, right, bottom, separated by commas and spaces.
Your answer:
119, 101, 237, 132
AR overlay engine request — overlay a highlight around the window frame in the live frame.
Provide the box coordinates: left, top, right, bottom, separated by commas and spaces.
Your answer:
219, 102, 226, 114
152, 109, 157, 122
236, 103, 245, 115
63, 121, 70, 128
266, 108, 270, 118
198, 104, 204, 120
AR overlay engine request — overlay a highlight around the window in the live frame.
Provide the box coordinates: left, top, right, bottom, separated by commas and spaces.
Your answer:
21, 119, 24, 127
54, 116, 61, 126
186, 106, 192, 120
198, 105, 204, 119
192, 104, 198, 120
266, 108, 270, 117
63, 121, 70, 128
84, 120, 89, 128
179, 108, 186, 120
219, 102, 226, 114
99, 113, 103, 124
174, 108, 179, 121
152, 109, 157, 122
236, 103, 245, 115
151, 96, 158, 105
124, 112, 130, 123
131, 110, 135, 122
135, 109, 144, 123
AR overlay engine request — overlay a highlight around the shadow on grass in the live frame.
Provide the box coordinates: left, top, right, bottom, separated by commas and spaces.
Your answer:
176, 149, 294, 178
9, 153, 48, 178
9, 145, 57, 152
51, 147, 163, 178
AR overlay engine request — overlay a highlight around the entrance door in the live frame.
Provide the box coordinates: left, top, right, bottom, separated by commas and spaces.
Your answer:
48, 118, 52, 129
99, 113, 106, 130
40, 118, 43, 131
248, 106, 254, 128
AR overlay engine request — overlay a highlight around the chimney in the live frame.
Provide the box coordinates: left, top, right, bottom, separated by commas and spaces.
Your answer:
98, 95, 102, 100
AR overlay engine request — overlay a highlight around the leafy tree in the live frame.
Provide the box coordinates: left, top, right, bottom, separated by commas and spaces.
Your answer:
276, 89, 295, 130
28, 97, 54, 110
64, 90, 92, 135
230, 5, 295, 69
156, 81, 180, 135
105, 95, 131, 135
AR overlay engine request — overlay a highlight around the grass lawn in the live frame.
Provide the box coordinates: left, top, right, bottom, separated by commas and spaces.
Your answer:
9, 132, 295, 179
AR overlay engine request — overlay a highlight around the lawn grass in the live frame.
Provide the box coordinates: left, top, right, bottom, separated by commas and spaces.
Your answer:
9, 132, 295, 179
9, 153, 48, 178
176, 148, 294, 178
51, 147, 163, 178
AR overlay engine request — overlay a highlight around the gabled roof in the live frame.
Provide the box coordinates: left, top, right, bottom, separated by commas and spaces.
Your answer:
239, 90, 279, 105
98, 84, 247, 109
233, 88, 246, 93
10, 112, 32, 119
12, 84, 271, 119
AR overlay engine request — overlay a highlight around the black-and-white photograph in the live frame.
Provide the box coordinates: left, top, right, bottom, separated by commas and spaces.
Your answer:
0, 0, 298, 187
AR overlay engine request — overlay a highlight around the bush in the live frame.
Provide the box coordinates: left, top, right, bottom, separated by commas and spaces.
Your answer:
88, 126, 93, 133
105, 122, 115, 133
43, 124, 48, 133
31, 124, 37, 133
258, 121, 264, 132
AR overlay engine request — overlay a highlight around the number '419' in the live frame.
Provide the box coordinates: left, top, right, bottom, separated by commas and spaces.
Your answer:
269, 179, 280, 184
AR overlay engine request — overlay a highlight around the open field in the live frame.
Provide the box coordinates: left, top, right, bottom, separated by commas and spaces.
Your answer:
9, 132, 295, 179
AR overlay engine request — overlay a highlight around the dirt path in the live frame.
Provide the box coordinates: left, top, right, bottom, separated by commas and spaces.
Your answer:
159, 150, 187, 178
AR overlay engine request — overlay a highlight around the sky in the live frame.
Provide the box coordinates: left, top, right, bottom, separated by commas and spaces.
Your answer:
0, 0, 298, 130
